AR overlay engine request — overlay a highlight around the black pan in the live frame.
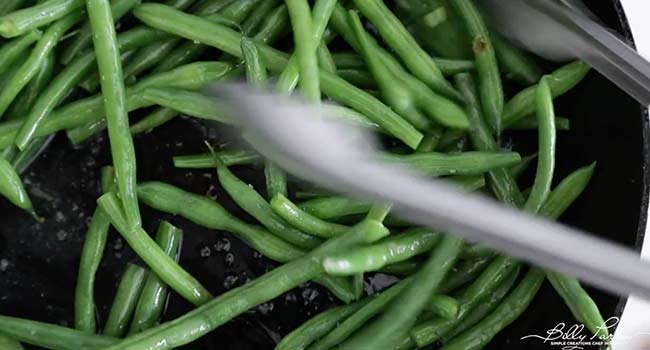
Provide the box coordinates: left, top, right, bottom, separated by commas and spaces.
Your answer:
0, 1, 647, 349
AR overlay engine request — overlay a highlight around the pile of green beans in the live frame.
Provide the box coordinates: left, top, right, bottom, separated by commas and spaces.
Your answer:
0, 0, 609, 349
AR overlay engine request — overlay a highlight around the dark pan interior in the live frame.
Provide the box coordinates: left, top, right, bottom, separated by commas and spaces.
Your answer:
0, 1, 647, 349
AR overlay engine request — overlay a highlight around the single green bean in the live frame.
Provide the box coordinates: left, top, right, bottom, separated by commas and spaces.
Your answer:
0, 0, 84, 38
336, 68, 376, 89
242, 38, 267, 86
241, 0, 280, 36
0, 315, 117, 350
0, 30, 42, 77
74, 166, 114, 333
98, 192, 213, 306
129, 107, 178, 135
276, 299, 370, 350
503, 61, 591, 126
426, 295, 459, 320
173, 149, 260, 168
88, 0, 140, 228
60, 0, 141, 65
509, 115, 570, 131
340, 235, 464, 350
285, 0, 321, 101
0, 11, 82, 118
317, 43, 337, 73
0, 0, 27, 16
523, 76, 556, 213
331, 52, 474, 76
438, 255, 494, 294
460, 244, 494, 260
129, 221, 182, 335
416, 129, 444, 153
378, 259, 421, 276
491, 32, 542, 85
270, 193, 349, 238
252, 4, 290, 44
7, 53, 55, 120
0, 157, 33, 213
449, 0, 503, 134
323, 227, 441, 275
104, 263, 148, 337
141, 88, 234, 124
0, 333, 23, 350
383, 151, 521, 177
331, 52, 365, 69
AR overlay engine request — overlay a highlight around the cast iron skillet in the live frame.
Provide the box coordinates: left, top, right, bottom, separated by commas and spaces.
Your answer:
0, 1, 647, 349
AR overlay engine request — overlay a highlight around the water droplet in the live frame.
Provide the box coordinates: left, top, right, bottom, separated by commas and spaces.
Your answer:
214, 238, 230, 252
284, 292, 297, 303
200, 246, 211, 258
206, 185, 218, 199
0, 259, 9, 272
56, 230, 68, 241
257, 302, 274, 315
192, 40, 201, 44
113, 238, 124, 250
252, 251, 262, 259
301, 288, 319, 303
223, 275, 239, 289
224, 253, 235, 266
55, 211, 65, 222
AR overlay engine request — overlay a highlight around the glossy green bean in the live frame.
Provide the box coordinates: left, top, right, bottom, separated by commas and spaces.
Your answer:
141, 88, 234, 124
331, 52, 365, 69
523, 77, 556, 213
242, 38, 267, 86
74, 166, 114, 333
454, 72, 525, 207
133, 3, 423, 149
317, 43, 337, 73
0, 157, 33, 213
0, 30, 41, 77
88, 0, 140, 228
0, 0, 84, 38
276, 299, 370, 350
252, 4, 290, 44
330, 52, 474, 76
509, 115, 570, 131
241, 0, 280, 36
0, 333, 23, 350
285, 0, 321, 101
96, 214, 388, 350
340, 235, 464, 350
129, 107, 178, 135
0, 315, 117, 350
0, 0, 27, 16
11, 135, 51, 173
104, 263, 148, 337
0, 11, 82, 118
336, 68, 375, 89
14, 27, 168, 150
383, 151, 521, 177
439, 255, 494, 294
426, 295, 459, 320
8, 53, 54, 121
416, 129, 444, 153
98, 192, 213, 306
173, 149, 260, 168
129, 221, 182, 335
270, 193, 349, 238
309, 278, 412, 350
378, 259, 421, 276
503, 61, 591, 126
323, 227, 441, 275
60, 0, 141, 65
449, 0, 503, 134
491, 32, 542, 85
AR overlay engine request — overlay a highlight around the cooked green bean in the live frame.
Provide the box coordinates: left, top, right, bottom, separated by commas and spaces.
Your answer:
0, 0, 27, 16
0, 11, 82, 118
416, 129, 444, 153
0, 333, 22, 350
449, 0, 503, 134
0, 157, 33, 214
74, 166, 114, 333
382, 151, 521, 177
98, 192, 213, 306
133, 3, 424, 149
491, 32, 542, 85
271, 193, 349, 238
438, 255, 494, 294
173, 149, 260, 168
509, 115, 570, 131
104, 263, 148, 337
426, 295, 459, 320
503, 61, 591, 126
129, 221, 182, 335
285, 0, 321, 102
14, 134, 51, 172
252, 4, 290, 44
241, 0, 280, 36
141, 88, 234, 124
0, 315, 118, 350
7, 53, 55, 120
276, 299, 370, 350
339, 235, 463, 350
523, 76, 556, 213
336, 68, 376, 89
331, 52, 365, 69
323, 227, 441, 275
60, 0, 142, 65
129, 107, 178, 135
0, 30, 42, 77
378, 259, 421, 276
0, 0, 84, 38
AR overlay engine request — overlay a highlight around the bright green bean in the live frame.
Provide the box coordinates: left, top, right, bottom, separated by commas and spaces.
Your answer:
129, 107, 177, 135
449, 0, 503, 134
104, 263, 148, 337
0, 0, 84, 38
270, 193, 349, 238
0, 30, 41, 77
7, 53, 55, 120
426, 295, 459, 320
98, 192, 213, 306
141, 88, 234, 124
285, 0, 321, 102
0, 157, 33, 213
509, 115, 570, 131
0, 0, 27, 16
383, 151, 521, 176
252, 4, 290, 44
378, 259, 421, 276
129, 221, 182, 335
323, 227, 441, 275
0, 333, 23, 350
491, 32, 542, 85
173, 149, 260, 168
336, 68, 376, 89
439, 255, 494, 294
241, 0, 281, 36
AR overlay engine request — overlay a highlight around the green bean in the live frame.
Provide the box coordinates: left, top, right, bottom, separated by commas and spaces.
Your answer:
432, 57, 476, 75
7, 52, 55, 120
491, 32, 542, 85
141, 88, 234, 124
317, 43, 337, 73
285, 0, 321, 101
309, 278, 412, 350
454, 73, 525, 207
331, 52, 365, 69
449, 0, 503, 134
0, 145, 17, 161
0, 30, 41, 77
14, 27, 168, 150
74, 166, 114, 333
173, 149, 260, 168
426, 295, 459, 320
340, 235, 463, 350
242, 38, 267, 86
542, 163, 596, 219
88, 0, 141, 229
503, 61, 591, 126
252, 4, 290, 44
352, 0, 458, 101
0, 11, 82, 118
129, 107, 177, 135
0, 0, 84, 38
383, 151, 521, 176
133, 4, 423, 149
276, 299, 370, 350
523, 77, 556, 213
440, 264, 521, 342
60, 0, 142, 65
460, 244, 494, 259
323, 227, 441, 275
416, 129, 444, 153
0, 157, 33, 214
409, 255, 518, 347
270, 193, 349, 238
98, 192, 213, 306
104, 263, 148, 337
0, 333, 23, 350
0, 315, 118, 350
241, 0, 280, 36
379, 260, 421, 276
336, 68, 376, 89
129, 221, 182, 335
438, 255, 494, 294
136, 181, 355, 303
0, 0, 27, 16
